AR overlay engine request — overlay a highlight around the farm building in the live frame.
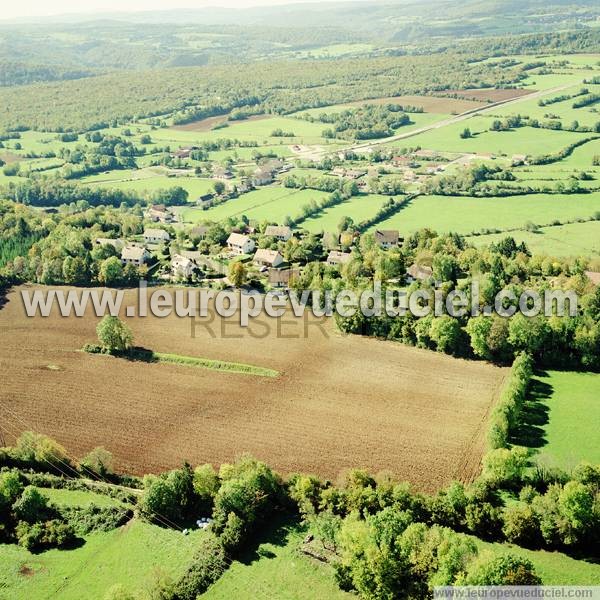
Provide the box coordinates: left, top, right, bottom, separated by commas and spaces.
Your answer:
196, 193, 215, 206
327, 250, 352, 267
227, 233, 255, 255
264, 225, 293, 241
374, 230, 401, 249
121, 244, 151, 267
143, 228, 171, 245
171, 146, 198, 159
254, 249, 284, 268
171, 254, 198, 279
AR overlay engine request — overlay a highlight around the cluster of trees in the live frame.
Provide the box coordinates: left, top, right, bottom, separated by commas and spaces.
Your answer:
281, 173, 359, 196
300, 104, 412, 140
538, 87, 588, 107
0, 179, 188, 209
299, 229, 600, 370
572, 93, 600, 109
0, 202, 146, 287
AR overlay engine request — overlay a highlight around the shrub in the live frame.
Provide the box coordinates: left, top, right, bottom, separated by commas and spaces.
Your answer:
15, 519, 75, 552
463, 553, 542, 585
96, 316, 133, 354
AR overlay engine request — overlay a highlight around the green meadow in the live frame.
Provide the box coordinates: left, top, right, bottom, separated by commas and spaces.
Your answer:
522, 371, 600, 471
0, 520, 204, 600
369, 193, 600, 235
468, 220, 600, 257
180, 187, 329, 224
301, 193, 392, 232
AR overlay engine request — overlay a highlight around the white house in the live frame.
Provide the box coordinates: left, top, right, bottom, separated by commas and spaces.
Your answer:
374, 230, 400, 249
227, 233, 255, 255
171, 254, 197, 279
143, 228, 171, 245
253, 168, 273, 186
253, 249, 284, 268
121, 244, 151, 267
95, 238, 125, 252
264, 225, 292, 242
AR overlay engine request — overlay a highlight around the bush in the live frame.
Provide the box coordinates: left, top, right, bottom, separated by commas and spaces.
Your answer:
463, 553, 542, 585
170, 534, 227, 600
96, 316, 133, 354
15, 519, 75, 552
12, 486, 50, 523
60, 505, 132, 536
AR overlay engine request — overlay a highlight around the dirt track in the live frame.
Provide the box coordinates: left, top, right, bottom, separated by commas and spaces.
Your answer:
0, 286, 507, 491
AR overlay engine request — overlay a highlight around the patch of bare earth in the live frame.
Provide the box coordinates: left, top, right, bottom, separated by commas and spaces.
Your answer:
432, 88, 535, 103
172, 114, 270, 132
347, 95, 486, 114
0, 285, 507, 492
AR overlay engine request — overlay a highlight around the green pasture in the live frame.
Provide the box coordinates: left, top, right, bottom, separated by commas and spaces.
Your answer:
370, 193, 600, 235
468, 220, 600, 257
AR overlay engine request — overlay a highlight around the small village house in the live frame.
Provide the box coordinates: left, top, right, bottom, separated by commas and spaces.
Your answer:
171, 254, 198, 279
94, 238, 125, 252
264, 225, 293, 242
268, 268, 298, 288
227, 233, 255, 255
406, 264, 433, 283
121, 244, 151, 267
374, 230, 400, 249
145, 204, 174, 224
143, 228, 171, 245
253, 249, 284, 268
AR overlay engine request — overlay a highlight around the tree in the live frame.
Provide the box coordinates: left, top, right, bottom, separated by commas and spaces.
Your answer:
80, 447, 114, 476
429, 316, 462, 355
213, 181, 226, 196
460, 128, 472, 139
228, 261, 247, 288
464, 553, 541, 585
12, 486, 49, 523
99, 256, 124, 286
96, 316, 133, 354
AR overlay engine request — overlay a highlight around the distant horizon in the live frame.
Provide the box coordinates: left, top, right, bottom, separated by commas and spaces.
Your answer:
0, 0, 372, 23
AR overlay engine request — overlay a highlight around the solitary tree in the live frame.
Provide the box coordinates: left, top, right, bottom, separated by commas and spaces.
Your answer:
229, 261, 247, 288
96, 316, 133, 354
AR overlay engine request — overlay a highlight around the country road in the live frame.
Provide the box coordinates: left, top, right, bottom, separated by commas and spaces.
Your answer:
344, 83, 578, 154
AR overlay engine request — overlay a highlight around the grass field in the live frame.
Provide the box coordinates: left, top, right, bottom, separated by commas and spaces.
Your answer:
369, 193, 600, 236
180, 187, 330, 224
517, 371, 600, 471
402, 119, 589, 155
89, 174, 217, 199
0, 519, 203, 600
204, 519, 351, 600
0, 285, 506, 491
474, 537, 600, 585
301, 193, 392, 232
469, 220, 600, 257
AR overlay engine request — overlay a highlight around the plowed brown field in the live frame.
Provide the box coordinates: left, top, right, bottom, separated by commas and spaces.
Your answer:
0, 285, 507, 491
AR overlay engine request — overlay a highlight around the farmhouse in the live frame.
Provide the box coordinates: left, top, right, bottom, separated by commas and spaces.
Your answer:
406, 263, 433, 283
143, 228, 171, 245
253, 249, 284, 268
345, 168, 367, 180
94, 238, 125, 251
213, 166, 234, 180
121, 244, 151, 267
171, 254, 198, 279
327, 250, 352, 266
264, 225, 293, 241
197, 193, 215, 206
227, 233, 255, 255
145, 204, 174, 224
253, 168, 274, 186
374, 230, 400, 249
171, 146, 198, 159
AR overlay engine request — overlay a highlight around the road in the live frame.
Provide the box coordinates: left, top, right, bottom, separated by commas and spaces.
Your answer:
342, 83, 578, 154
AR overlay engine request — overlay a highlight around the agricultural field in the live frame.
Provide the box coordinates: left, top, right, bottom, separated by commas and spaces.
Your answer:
0, 285, 507, 491
368, 193, 600, 236
516, 371, 600, 471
